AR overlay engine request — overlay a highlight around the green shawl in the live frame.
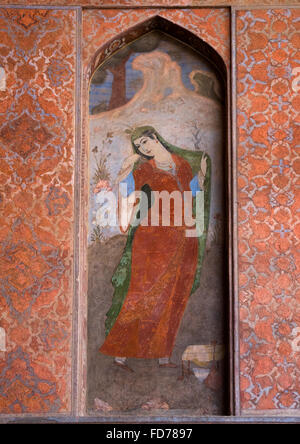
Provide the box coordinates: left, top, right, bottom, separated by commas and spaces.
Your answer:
104, 126, 211, 336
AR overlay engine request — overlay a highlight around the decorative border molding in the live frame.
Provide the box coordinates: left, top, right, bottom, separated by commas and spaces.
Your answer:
242, 409, 300, 417
0, 2, 300, 8
72, 5, 83, 417
230, 5, 240, 417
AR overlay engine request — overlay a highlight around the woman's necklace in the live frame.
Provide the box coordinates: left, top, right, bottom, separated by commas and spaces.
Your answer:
155, 157, 175, 171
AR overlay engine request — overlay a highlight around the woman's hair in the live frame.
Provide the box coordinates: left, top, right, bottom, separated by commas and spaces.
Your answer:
131, 126, 171, 160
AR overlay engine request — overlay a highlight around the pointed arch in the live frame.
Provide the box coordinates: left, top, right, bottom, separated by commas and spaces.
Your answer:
88, 15, 227, 85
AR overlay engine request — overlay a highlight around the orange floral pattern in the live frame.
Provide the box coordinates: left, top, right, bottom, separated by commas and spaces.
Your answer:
237, 8, 300, 411
83, 8, 230, 74
0, 1, 298, 6
0, 8, 76, 413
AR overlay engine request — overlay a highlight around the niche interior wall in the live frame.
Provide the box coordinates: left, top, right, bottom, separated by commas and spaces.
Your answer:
0, 0, 299, 422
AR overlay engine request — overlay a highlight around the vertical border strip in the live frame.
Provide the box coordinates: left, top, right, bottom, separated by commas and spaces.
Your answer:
236, 5, 300, 418
231, 5, 241, 416
72, 5, 82, 418
227, 7, 234, 416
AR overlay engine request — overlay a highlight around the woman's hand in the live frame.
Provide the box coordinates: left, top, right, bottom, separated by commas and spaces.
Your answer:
198, 153, 208, 188
116, 153, 140, 183
200, 153, 208, 177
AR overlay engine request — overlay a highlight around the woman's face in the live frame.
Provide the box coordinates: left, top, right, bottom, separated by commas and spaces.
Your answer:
134, 135, 158, 158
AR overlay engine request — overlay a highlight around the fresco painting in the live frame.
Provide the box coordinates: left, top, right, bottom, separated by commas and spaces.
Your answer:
88, 31, 227, 415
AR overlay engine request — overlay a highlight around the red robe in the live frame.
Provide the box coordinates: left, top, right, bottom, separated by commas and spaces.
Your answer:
99, 154, 198, 359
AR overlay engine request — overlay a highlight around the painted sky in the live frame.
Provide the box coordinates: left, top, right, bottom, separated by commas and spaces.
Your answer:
89, 31, 216, 114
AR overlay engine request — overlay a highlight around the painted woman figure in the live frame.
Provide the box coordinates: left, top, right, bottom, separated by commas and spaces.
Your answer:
99, 126, 210, 372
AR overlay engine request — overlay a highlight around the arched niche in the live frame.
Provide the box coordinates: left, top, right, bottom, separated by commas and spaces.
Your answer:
80, 16, 232, 418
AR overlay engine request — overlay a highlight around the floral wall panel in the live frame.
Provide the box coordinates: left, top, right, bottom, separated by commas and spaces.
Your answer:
0, 8, 76, 414
236, 8, 300, 412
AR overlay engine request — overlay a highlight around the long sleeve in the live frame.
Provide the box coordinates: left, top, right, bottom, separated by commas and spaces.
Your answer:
119, 171, 135, 198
